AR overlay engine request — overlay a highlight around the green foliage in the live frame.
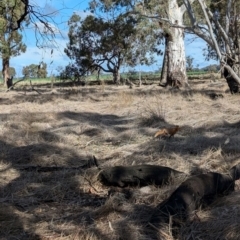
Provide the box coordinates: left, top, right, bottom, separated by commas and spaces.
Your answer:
0, 0, 27, 58
65, 12, 136, 77
9, 67, 16, 77
64, 4, 160, 82
0, 0, 28, 83
203, 0, 240, 61
58, 64, 84, 81
0, 67, 16, 78
22, 63, 48, 78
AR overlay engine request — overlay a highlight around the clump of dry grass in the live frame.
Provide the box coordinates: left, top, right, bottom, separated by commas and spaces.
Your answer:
110, 90, 134, 110
138, 95, 166, 127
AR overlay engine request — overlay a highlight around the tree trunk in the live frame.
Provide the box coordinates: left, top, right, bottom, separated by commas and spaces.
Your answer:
160, 37, 169, 86
2, 58, 12, 89
139, 70, 142, 87
113, 68, 120, 85
159, 0, 189, 88
167, 35, 188, 88
165, 0, 189, 88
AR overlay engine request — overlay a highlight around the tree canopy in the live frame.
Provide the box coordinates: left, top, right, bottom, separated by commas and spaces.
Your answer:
0, 0, 27, 86
22, 62, 48, 78
64, 4, 161, 84
181, 0, 240, 92
0, 0, 239, 92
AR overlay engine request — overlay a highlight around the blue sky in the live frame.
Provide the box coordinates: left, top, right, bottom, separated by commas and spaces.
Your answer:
11, 0, 218, 77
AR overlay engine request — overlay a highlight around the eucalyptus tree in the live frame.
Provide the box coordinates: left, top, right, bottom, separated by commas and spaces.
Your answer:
0, 0, 56, 88
96, 0, 196, 88
6, 0, 58, 43
135, 0, 240, 92
0, 0, 28, 87
22, 63, 48, 78
133, 1, 192, 87
9, 67, 16, 77
0, 0, 64, 89
182, 0, 240, 93
64, 8, 159, 84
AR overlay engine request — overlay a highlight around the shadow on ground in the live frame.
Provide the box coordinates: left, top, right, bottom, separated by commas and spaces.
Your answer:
1, 82, 240, 239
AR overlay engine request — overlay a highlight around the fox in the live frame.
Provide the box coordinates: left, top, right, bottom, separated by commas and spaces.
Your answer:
154, 125, 180, 139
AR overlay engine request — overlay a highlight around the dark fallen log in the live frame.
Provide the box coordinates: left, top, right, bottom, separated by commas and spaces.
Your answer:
150, 163, 240, 227
98, 164, 187, 187
18, 156, 99, 172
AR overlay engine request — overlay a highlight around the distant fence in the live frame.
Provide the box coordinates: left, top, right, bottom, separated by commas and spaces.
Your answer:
87, 71, 218, 82
0, 71, 220, 86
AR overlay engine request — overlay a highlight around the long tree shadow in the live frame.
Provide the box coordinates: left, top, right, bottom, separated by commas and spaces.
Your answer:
57, 111, 132, 127
1, 83, 240, 239
4, 85, 116, 105
0, 138, 109, 239
136, 119, 240, 160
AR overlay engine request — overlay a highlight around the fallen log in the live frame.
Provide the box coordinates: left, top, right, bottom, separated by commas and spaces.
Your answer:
150, 163, 240, 226
98, 164, 187, 187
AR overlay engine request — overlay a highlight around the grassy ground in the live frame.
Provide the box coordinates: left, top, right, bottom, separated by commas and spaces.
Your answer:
0, 77, 240, 239
1, 70, 213, 85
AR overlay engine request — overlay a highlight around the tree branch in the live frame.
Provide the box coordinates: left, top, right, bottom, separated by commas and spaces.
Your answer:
205, 6, 232, 55
6, 76, 26, 92
180, 0, 196, 15
225, 0, 232, 36
197, 0, 222, 60
182, 0, 197, 26
195, 0, 240, 84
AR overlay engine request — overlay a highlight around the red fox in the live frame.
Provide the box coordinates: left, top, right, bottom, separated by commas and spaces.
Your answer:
154, 125, 180, 138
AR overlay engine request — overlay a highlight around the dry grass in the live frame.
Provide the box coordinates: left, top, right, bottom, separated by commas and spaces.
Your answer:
0, 78, 240, 239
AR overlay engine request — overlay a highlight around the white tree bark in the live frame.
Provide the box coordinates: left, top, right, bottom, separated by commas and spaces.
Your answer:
166, 0, 188, 87
140, 0, 240, 91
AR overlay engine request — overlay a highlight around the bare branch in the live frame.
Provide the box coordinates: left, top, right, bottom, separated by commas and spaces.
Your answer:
197, 0, 222, 59
225, 0, 232, 36
182, 0, 197, 26
180, 0, 196, 15
204, 6, 232, 55
6, 76, 27, 92
195, 0, 240, 84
